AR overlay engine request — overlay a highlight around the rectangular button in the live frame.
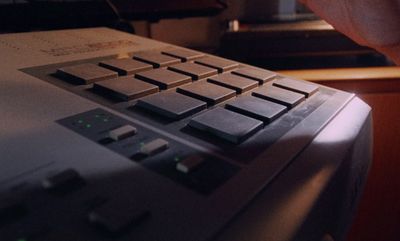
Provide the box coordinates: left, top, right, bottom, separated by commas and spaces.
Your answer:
133, 52, 180, 67
93, 76, 159, 101
135, 69, 191, 90
252, 85, 305, 109
176, 155, 204, 173
207, 73, 258, 94
140, 138, 169, 156
195, 56, 239, 73
99, 58, 153, 75
88, 199, 149, 233
162, 48, 204, 61
232, 67, 277, 84
168, 62, 218, 80
42, 169, 85, 194
177, 81, 236, 106
57, 63, 118, 85
109, 125, 137, 141
189, 107, 263, 143
137, 92, 207, 120
273, 78, 319, 97
226, 96, 287, 123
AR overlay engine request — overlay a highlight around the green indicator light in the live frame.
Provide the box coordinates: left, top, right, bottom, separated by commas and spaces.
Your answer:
103, 118, 109, 122
174, 157, 180, 162
77, 119, 83, 124
86, 124, 92, 128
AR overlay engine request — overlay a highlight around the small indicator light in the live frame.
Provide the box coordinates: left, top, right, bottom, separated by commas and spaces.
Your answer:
77, 119, 83, 124
86, 124, 92, 128
174, 156, 180, 162
95, 114, 100, 118
103, 119, 109, 122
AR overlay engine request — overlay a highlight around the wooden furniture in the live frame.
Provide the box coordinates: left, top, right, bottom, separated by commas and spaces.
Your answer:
279, 67, 400, 241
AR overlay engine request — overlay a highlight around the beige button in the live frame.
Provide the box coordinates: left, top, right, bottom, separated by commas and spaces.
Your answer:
140, 138, 169, 156
109, 125, 137, 141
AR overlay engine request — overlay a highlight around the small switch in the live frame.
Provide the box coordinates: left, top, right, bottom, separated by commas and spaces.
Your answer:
140, 139, 169, 156
42, 169, 85, 194
109, 125, 137, 141
176, 155, 204, 173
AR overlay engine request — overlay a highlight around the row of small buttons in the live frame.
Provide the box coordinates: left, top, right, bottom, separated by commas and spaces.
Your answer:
107, 124, 200, 175
56, 48, 243, 102
55, 49, 319, 145
135, 66, 277, 120
187, 79, 318, 144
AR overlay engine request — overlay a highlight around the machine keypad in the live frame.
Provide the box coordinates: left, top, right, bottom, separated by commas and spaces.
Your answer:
133, 51, 180, 67
232, 67, 277, 84
136, 69, 192, 90
168, 62, 218, 80
207, 73, 258, 94
162, 48, 205, 61
99, 58, 153, 75
189, 107, 263, 143
253, 85, 305, 108
57, 63, 118, 84
273, 78, 319, 97
177, 81, 236, 105
225, 96, 287, 123
136, 91, 207, 120
195, 56, 239, 73
93, 76, 159, 101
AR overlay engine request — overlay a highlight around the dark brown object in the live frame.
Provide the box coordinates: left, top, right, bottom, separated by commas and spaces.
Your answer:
177, 81, 236, 105
133, 52, 180, 67
226, 96, 287, 123
162, 48, 205, 61
232, 67, 277, 84
207, 73, 258, 94
273, 78, 319, 97
135, 68, 191, 90
252, 85, 305, 108
137, 91, 207, 120
195, 56, 239, 73
168, 62, 217, 80
57, 63, 118, 85
188, 107, 263, 143
99, 58, 153, 75
93, 76, 159, 101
